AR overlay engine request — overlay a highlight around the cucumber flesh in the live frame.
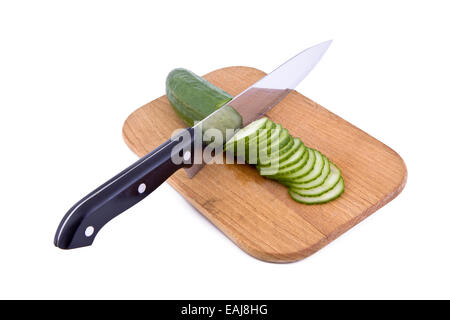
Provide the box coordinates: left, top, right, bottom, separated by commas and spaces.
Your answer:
246, 124, 281, 150
258, 143, 308, 176
264, 120, 276, 130
258, 129, 290, 161
225, 117, 268, 151
273, 142, 307, 169
232, 117, 268, 141
258, 137, 299, 166
281, 149, 324, 183
289, 178, 344, 204
290, 163, 341, 196
245, 128, 276, 163
284, 156, 330, 189
275, 148, 316, 179
277, 143, 307, 169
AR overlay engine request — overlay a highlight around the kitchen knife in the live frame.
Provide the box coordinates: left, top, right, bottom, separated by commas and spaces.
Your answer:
54, 40, 332, 249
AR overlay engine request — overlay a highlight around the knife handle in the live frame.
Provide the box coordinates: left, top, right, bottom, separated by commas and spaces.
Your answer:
54, 127, 196, 249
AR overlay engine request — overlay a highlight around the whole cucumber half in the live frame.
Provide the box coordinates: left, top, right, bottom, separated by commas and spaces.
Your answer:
166, 68, 242, 146
166, 68, 234, 127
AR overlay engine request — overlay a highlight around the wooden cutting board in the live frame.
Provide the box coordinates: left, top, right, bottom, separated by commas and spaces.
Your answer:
122, 66, 407, 263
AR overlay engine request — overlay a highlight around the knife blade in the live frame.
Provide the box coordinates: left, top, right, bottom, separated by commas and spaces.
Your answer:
54, 40, 332, 249
185, 40, 332, 178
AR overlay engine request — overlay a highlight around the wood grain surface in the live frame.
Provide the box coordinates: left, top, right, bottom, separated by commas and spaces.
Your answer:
122, 66, 407, 263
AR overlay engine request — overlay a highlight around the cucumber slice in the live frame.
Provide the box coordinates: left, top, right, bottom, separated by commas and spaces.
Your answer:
226, 116, 344, 204
289, 163, 341, 196
274, 142, 307, 169
225, 117, 268, 151
246, 124, 281, 150
227, 128, 268, 161
274, 148, 316, 179
245, 126, 280, 163
244, 128, 270, 150
273, 136, 294, 156
289, 178, 344, 204
258, 137, 300, 166
272, 129, 291, 152
277, 143, 307, 169
258, 129, 290, 162
258, 144, 314, 180
283, 156, 330, 189
280, 149, 324, 183
264, 120, 276, 130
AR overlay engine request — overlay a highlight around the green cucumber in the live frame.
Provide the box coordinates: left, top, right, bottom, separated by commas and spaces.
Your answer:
289, 178, 344, 204
283, 156, 330, 189
289, 163, 341, 196
166, 68, 234, 126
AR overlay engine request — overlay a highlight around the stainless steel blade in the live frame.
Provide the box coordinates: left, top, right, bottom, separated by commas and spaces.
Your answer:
185, 40, 332, 178
229, 40, 332, 126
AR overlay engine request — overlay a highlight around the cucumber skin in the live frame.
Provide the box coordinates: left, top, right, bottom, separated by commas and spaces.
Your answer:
282, 155, 330, 189
166, 68, 233, 127
259, 129, 290, 155
264, 121, 276, 130
289, 163, 342, 197
236, 125, 283, 162
259, 145, 309, 177
257, 136, 294, 166
288, 178, 345, 205
275, 148, 316, 180
226, 128, 270, 155
258, 138, 300, 167
279, 150, 324, 184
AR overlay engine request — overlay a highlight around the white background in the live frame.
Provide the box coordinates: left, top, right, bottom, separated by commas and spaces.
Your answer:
1, 0, 449, 299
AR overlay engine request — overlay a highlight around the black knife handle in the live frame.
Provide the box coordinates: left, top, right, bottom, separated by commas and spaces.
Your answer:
54, 127, 196, 249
